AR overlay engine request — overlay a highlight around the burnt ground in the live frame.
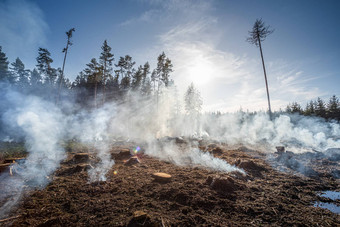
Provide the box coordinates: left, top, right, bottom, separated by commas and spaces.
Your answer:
1, 141, 339, 226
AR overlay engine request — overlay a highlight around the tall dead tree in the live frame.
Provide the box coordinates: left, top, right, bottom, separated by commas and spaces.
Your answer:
57, 28, 75, 104
247, 19, 274, 119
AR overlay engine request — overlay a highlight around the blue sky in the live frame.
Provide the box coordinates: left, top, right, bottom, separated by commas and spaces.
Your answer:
1, 0, 339, 112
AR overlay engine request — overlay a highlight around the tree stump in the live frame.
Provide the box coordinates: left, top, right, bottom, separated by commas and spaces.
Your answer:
151, 172, 172, 183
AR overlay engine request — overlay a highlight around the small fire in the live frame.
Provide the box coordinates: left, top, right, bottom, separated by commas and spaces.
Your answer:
113, 170, 118, 175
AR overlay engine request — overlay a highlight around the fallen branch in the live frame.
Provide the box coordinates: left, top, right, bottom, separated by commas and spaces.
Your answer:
0, 215, 21, 223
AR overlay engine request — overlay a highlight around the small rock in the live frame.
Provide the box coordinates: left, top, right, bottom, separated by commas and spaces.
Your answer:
152, 172, 172, 183
124, 157, 140, 166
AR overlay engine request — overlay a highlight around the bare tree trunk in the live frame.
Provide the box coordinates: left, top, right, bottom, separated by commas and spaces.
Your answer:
57, 40, 69, 105
102, 62, 106, 105
94, 80, 98, 109
258, 37, 272, 119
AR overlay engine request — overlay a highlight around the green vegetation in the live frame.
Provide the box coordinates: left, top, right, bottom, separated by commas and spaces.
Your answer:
286, 95, 340, 121
0, 34, 173, 109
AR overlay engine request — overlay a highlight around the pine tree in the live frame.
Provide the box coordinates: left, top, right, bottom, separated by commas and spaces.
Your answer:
140, 62, 151, 97
56, 68, 71, 90
30, 68, 42, 86
315, 97, 326, 118
131, 65, 143, 90
141, 76, 152, 97
247, 19, 274, 119
291, 102, 302, 114
84, 58, 102, 108
72, 71, 87, 88
0, 46, 11, 82
36, 48, 56, 85
106, 74, 120, 101
184, 82, 202, 116
304, 100, 315, 116
153, 52, 173, 110
11, 57, 30, 88
99, 40, 114, 103
155, 52, 173, 88
327, 95, 339, 120
184, 82, 203, 135
116, 55, 135, 91
286, 104, 292, 113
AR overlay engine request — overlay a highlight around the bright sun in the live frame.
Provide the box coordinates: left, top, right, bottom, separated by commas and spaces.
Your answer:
186, 56, 214, 86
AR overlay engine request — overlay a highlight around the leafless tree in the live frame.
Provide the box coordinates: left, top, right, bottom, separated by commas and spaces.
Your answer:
57, 28, 75, 104
247, 19, 274, 119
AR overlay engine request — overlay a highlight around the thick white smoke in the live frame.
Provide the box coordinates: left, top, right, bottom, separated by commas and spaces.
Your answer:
0, 89, 66, 218
1, 83, 339, 218
146, 140, 245, 174
201, 112, 340, 153
68, 105, 115, 182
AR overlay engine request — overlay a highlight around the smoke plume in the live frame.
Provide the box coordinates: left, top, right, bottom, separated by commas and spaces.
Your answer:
1, 83, 339, 218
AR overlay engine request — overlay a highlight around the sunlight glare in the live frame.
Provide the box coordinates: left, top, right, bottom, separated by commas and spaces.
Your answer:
186, 56, 214, 85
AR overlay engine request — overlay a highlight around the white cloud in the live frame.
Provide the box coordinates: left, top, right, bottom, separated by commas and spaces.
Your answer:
122, 0, 214, 27
0, 0, 48, 66
120, 9, 161, 26
131, 0, 324, 113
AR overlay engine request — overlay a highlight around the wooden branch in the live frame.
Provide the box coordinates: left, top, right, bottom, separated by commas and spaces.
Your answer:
0, 215, 21, 223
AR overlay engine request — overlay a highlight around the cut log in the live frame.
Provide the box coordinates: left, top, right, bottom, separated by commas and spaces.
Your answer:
152, 172, 172, 183
112, 149, 131, 160
4, 158, 25, 164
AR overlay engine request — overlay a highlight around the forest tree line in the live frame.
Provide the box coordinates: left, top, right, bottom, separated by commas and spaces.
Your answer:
1, 28, 338, 122
285, 96, 340, 121
0, 36, 203, 117
0, 41, 175, 109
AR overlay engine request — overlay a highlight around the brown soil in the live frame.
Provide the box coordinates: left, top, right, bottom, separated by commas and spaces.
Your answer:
1, 143, 339, 226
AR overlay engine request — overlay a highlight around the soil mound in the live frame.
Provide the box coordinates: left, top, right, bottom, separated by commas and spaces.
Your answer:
2, 144, 339, 226
56, 164, 92, 176
209, 176, 238, 194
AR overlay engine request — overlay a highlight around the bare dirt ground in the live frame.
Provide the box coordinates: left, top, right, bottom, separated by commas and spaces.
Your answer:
1, 141, 339, 226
